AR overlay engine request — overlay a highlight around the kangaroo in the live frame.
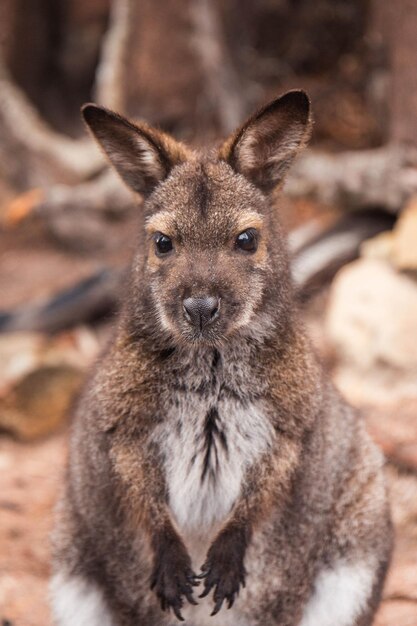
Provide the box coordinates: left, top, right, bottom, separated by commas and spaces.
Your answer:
50, 91, 392, 626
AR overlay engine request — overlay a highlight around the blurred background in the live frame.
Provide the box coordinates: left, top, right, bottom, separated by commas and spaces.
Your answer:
0, 1, 417, 624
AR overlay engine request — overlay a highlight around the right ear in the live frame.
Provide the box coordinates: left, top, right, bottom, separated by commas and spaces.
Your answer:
218, 90, 312, 193
82, 104, 190, 196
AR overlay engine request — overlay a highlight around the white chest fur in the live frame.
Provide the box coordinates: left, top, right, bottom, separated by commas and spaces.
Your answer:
157, 391, 274, 533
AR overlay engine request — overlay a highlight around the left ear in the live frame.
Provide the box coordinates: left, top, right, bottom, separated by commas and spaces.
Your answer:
219, 90, 312, 193
81, 104, 190, 196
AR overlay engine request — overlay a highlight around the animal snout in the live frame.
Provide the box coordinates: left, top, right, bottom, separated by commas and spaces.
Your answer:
183, 296, 220, 330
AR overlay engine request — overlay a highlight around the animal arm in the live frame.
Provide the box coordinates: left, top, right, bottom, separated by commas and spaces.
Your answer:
199, 435, 300, 614
109, 438, 199, 621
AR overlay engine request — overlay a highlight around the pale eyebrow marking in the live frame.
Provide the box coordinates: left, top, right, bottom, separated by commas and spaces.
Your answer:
145, 210, 174, 235
146, 209, 263, 235
236, 211, 264, 232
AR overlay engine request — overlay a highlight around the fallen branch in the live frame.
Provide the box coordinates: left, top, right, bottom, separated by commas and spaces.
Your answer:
0, 59, 103, 183
0, 269, 124, 333
286, 145, 417, 213
290, 208, 396, 298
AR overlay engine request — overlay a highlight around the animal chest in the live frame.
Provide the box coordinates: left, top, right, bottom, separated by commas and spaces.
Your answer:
159, 389, 273, 533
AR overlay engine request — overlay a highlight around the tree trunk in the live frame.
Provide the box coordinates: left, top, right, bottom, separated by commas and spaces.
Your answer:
389, 0, 417, 146
122, 0, 248, 138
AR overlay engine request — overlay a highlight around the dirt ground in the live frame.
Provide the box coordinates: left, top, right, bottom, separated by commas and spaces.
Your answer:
0, 212, 416, 626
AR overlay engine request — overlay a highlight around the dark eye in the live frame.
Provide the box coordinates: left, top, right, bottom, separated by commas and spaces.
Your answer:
154, 232, 173, 255
236, 228, 258, 253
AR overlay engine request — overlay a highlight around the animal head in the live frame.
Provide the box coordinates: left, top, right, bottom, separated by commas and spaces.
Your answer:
82, 91, 311, 346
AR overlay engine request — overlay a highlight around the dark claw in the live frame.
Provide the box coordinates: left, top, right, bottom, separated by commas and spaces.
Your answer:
199, 528, 248, 616
150, 545, 199, 621
199, 570, 217, 598
172, 605, 184, 622
211, 596, 224, 616
184, 589, 198, 605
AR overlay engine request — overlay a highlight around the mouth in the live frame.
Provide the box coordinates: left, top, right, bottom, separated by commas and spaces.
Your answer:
179, 319, 225, 346
181, 326, 221, 345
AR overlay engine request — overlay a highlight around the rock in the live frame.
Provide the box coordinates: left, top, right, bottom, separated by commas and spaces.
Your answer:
360, 231, 394, 263
374, 467, 417, 626
386, 465, 417, 531
0, 364, 83, 440
374, 600, 417, 626
326, 258, 417, 403
385, 560, 417, 601
367, 400, 417, 472
0, 333, 44, 394
361, 195, 417, 270
392, 196, 417, 270
0, 328, 99, 440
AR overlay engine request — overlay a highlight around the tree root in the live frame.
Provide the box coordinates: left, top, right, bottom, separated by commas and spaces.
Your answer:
0, 59, 103, 184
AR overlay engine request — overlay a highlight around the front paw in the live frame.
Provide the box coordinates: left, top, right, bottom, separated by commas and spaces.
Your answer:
151, 535, 199, 621
199, 527, 248, 615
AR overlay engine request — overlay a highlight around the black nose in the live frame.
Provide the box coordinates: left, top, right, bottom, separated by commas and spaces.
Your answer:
183, 296, 220, 330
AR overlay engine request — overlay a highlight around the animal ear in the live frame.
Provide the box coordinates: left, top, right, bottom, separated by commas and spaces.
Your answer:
219, 90, 312, 193
82, 104, 189, 196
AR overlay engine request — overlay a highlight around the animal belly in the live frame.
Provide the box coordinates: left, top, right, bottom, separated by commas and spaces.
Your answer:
168, 451, 242, 531
163, 397, 274, 533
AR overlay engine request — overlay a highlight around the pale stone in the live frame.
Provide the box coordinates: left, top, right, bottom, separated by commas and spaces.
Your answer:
326, 258, 417, 402
361, 196, 417, 270
392, 196, 417, 270
360, 231, 394, 262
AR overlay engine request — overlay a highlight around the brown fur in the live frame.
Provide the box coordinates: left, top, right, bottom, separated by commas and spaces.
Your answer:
51, 91, 392, 626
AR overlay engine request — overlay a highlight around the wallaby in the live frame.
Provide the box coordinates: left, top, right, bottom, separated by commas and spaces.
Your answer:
50, 91, 392, 626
